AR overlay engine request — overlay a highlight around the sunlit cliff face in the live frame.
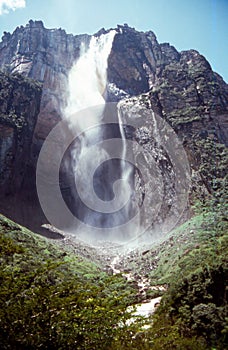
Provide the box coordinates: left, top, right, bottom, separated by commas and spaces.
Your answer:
36, 29, 190, 246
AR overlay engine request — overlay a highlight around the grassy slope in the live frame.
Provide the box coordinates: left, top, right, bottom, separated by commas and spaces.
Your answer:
117, 200, 227, 349
0, 204, 227, 349
150, 211, 227, 284
0, 214, 142, 350
143, 205, 228, 349
0, 214, 99, 274
122, 209, 227, 286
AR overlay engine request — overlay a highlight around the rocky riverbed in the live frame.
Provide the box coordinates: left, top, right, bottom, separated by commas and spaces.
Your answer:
42, 224, 168, 319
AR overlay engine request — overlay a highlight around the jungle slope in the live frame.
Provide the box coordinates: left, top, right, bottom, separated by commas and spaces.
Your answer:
0, 189, 227, 350
0, 213, 141, 350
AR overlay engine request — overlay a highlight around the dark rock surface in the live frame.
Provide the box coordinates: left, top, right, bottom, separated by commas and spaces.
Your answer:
146, 49, 228, 199
0, 71, 44, 232
0, 21, 227, 234
0, 20, 90, 143
0, 71, 41, 195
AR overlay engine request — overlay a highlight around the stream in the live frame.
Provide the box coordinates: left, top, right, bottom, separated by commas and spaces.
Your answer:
110, 255, 163, 320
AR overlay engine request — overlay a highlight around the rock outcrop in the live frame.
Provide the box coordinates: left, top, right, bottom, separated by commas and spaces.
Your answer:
0, 21, 227, 233
0, 71, 42, 230
108, 25, 228, 205
0, 71, 41, 195
0, 20, 90, 143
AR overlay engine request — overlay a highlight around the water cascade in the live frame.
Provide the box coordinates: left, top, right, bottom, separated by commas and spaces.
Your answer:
35, 27, 190, 249
63, 31, 136, 242
65, 31, 115, 117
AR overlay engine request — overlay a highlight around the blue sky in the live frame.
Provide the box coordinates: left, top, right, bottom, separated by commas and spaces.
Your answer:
0, 0, 227, 82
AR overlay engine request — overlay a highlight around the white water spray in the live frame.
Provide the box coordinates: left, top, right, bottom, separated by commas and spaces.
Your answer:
65, 31, 116, 122
37, 28, 190, 246
62, 30, 136, 237
64, 31, 117, 188
117, 108, 134, 219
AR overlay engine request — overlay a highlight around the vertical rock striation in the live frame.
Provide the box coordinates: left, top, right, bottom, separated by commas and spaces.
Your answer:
0, 21, 227, 234
0, 71, 41, 196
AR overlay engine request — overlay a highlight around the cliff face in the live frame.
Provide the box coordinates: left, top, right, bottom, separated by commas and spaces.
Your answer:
0, 21, 227, 233
0, 71, 41, 196
108, 26, 227, 217
0, 20, 90, 144
111, 35, 228, 199
1, 21, 227, 144
147, 49, 228, 198
107, 25, 180, 98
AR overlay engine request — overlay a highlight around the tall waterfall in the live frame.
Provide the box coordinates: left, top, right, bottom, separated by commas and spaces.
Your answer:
63, 31, 135, 241
36, 30, 191, 247
65, 31, 116, 117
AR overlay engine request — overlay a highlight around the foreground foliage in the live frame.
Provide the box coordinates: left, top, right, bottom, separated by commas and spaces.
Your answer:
0, 187, 227, 350
0, 215, 146, 349
145, 191, 228, 350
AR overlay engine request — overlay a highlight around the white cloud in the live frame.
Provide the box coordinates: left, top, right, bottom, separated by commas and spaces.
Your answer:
0, 0, 26, 15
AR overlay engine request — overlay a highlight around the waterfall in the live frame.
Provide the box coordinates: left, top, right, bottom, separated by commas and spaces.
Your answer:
36, 30, 190, 246
62, 30, 135, 241
117, 109, 133, 195
65, 31, 116, 116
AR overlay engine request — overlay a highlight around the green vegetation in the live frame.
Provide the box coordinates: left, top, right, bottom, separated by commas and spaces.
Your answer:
114, 181, 227, 349
145, 188, 228, 349
1, 192, 227, 349
0, 70, 42, 131
0, 215, 147, 350
153, 233, 226, 349
0, 132, 227, 349
194, 138, 228, 195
